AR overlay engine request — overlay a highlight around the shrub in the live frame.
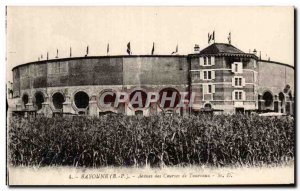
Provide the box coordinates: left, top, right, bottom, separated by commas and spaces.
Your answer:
8, 114, 294, 167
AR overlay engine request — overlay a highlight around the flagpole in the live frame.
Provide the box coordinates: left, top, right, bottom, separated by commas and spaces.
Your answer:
214, 29, 215, 43
107, 43, 109, 56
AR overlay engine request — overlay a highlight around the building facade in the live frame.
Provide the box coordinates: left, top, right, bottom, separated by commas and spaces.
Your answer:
10, 43, 294, 117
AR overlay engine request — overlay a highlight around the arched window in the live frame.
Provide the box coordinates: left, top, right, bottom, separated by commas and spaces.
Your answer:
130, 90, 148, 109
22, 94, 29, 108
52, 92, 65, 109
74, 91, 89, 109
34, 92, 44, 110
204, 103, 212, 111
159, 88, 180, 108
100, 91, 116, 107
263, 91, 273, 107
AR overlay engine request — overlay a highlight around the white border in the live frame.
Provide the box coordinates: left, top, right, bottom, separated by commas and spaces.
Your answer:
1, 1, 298, 190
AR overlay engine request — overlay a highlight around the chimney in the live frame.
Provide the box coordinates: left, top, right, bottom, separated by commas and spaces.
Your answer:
194, 44, 200, 53
253, 49, 257, 55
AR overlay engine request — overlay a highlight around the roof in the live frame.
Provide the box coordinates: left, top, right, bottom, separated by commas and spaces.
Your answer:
200, 43, 245, 55
187, 43, 257, 59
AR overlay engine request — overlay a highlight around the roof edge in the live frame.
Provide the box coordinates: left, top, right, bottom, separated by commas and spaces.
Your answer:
259, 59, 294, 69
11, 55, 187, 71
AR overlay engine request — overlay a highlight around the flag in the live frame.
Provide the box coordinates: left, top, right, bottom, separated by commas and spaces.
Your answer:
228, 32, 231, 44
47, 52, 49, 60
151, 42, 155, 55
56, 49, 58, 58
127, 42, 131, 55
41, 54, 43, 59
171, 44, 178, 55
208, 31, 215, 44
107, 43, 109, 55
70, 47, 72, 57
208, 33, 211, 44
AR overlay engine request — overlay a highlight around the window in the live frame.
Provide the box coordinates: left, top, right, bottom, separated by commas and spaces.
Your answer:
204, 71, 211, 79
232, 90, 245, 101
208, 57, 211, 65
233, 77, 244, 87
234, 77, 243, 87
235, 91, 242, 100
203, 70, 215, 80
203, 84, 215, 94
254, 60, 257, 69
200, 56, 215, 66
208, 84, 212, 93
231, 62, 243, 73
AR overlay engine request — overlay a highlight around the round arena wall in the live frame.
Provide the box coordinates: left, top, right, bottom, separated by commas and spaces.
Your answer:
12, 55, 190, 116
10, 46, 294, 116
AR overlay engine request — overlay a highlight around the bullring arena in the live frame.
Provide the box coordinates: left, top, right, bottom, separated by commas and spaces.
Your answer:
8, 43, 294, 117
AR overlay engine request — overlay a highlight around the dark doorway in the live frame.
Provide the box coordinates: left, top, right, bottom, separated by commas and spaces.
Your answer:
235, 107, 244, 114
263, 92, 273, 107
74, 91, 89, 109
52, 92, 65, 109
22, 94, 29, 108
279, 92, 285, 106
34, 92, 44, 110
274, 101, 279, 112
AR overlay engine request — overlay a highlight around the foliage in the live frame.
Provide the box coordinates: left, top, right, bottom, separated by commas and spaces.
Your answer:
8, 114, 294, 167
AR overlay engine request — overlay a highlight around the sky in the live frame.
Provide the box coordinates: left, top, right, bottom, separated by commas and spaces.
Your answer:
6, 6, 294, 81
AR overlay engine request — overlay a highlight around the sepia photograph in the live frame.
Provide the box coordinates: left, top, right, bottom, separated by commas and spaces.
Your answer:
6, 6, 295, 186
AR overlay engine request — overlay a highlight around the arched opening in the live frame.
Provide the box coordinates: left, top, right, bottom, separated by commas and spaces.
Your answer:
129, 90, 148, 109
52, 92, 65, 110
74, 91, 89, 109
279, 92, 285, 106
34, 92, 44, 110
159, 88, 180, 108
204, 103, 212, 111
135, 110, 143, 116
22, 94, 28, 108
100, 91, 116, 107
263, 91, 273, 107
